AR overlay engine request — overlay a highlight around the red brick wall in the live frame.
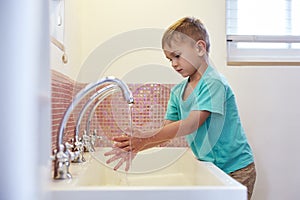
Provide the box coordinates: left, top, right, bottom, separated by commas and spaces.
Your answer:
51, 70, 83, 150
51, 70, 187, 151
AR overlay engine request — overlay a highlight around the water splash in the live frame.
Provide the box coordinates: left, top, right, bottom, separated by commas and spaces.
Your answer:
128, 103, 134, 137
128, 103, 134, 168
123, 103, 134, 185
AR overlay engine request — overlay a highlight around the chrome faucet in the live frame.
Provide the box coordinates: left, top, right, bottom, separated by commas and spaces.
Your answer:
84, 85, 120, 152
52, 76, 134, 180
73, 84, 119, 161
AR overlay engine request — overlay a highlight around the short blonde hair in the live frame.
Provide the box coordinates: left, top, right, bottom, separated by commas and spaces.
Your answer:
162, 17, 210, 53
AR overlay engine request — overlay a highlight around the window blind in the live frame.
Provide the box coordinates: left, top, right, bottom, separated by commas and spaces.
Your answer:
226, 0, 300, 65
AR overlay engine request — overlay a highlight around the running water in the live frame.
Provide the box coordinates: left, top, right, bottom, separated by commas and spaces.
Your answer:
128, 103, 134, 138
128, 104, 133, 167
121, 103, 134, 185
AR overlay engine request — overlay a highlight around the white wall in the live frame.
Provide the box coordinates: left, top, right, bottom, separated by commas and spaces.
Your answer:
224, 67, 300, 200
52, 0, 225, 83
51, 0, 82, 79
50, 0, 300, 199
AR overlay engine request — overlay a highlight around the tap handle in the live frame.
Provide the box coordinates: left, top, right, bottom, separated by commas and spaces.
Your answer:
92, 129, 97, 136
64, 142, 76, 161
74, 138, 84, 152
65, 142, 74, 152
51, 144, 69, 163
50, 149, 57, 161
82, 134, 90, 141
52, 144, 72, 180
91, 129, 103, 141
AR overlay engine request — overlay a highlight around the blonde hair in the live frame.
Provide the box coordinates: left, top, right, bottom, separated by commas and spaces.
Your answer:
162, 17, 210, 53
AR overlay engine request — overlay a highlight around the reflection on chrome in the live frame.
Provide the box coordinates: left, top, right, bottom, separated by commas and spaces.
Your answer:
52, 76, 134, 180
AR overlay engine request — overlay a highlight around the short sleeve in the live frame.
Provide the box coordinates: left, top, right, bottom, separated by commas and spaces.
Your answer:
165, 88, 180, 121
191, 78, 226, 115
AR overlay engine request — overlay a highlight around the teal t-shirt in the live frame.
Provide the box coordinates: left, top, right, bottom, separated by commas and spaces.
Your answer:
165, 66, 254, 173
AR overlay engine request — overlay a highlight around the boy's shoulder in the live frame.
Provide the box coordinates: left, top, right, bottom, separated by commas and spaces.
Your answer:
204, 66, 229, 86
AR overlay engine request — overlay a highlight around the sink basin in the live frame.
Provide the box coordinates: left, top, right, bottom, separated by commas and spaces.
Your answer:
50, 147, 246, 200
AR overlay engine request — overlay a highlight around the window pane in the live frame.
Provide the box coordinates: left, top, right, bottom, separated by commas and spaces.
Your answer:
237, 42, 288, 49
226, 0, 300, 64
237, 0, 287, 35
292, 43, 300, 49
292, 0, 300, 35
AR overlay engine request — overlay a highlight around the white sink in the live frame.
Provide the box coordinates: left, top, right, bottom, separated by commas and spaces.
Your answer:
50, 148, 246, 200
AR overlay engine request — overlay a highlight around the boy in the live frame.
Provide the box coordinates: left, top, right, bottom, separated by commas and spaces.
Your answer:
105, 17, 256, 199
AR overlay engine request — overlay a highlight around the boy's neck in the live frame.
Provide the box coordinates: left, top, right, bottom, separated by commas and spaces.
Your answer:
188, 63, 208, 84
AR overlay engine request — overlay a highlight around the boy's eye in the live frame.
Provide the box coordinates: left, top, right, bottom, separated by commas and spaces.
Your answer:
166, 52, 180, 62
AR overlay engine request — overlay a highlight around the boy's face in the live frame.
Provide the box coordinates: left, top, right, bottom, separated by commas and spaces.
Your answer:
163, 40, 204, 78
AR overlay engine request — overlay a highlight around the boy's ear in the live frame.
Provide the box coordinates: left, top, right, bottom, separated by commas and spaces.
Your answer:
196, 40, 206, 56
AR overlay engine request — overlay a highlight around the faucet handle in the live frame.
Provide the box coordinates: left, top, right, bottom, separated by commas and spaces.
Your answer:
91, 129, 103, 141
89, 129, 103, 152
64, 142, 77, 161
52, 144, 68, 161
52, 144, 72, 180
69, 139, 86, 163
65, 142, 73, 151
50, 149, 57, 161
74, 139, 84, 150
82, 134, 90, 141
82, 131, 91, 152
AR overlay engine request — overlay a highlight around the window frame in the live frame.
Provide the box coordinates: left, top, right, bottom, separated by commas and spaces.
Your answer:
226, 0, 300, 66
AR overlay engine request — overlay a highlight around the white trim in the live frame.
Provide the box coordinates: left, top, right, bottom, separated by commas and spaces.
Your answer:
227, 42, 300, 63
227, 35, 300, 43
226, 0, 300, 65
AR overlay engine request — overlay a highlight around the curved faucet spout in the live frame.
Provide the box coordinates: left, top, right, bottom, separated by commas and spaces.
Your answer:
57, 76, 133, 152
73, 84, 119, 157
74, 84, 119, 142
53, 76, 134, 179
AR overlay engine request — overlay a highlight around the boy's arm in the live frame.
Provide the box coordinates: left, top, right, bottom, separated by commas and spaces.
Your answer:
146, 110, 210, 144
137, 119, 177, 150
105, 111, 210, 171
113, 110, 210, 152
164, 119, 176, 126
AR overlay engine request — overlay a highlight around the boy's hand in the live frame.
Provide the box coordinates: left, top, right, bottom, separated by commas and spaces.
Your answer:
104, 147, 136, 171
104, 134, 147, 171
112, 134, 147, 153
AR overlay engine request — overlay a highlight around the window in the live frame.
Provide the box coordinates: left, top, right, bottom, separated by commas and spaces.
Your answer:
226, 0, 300, 66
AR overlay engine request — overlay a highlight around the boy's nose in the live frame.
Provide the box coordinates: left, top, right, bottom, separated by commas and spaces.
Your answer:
172, 60, 178, 68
